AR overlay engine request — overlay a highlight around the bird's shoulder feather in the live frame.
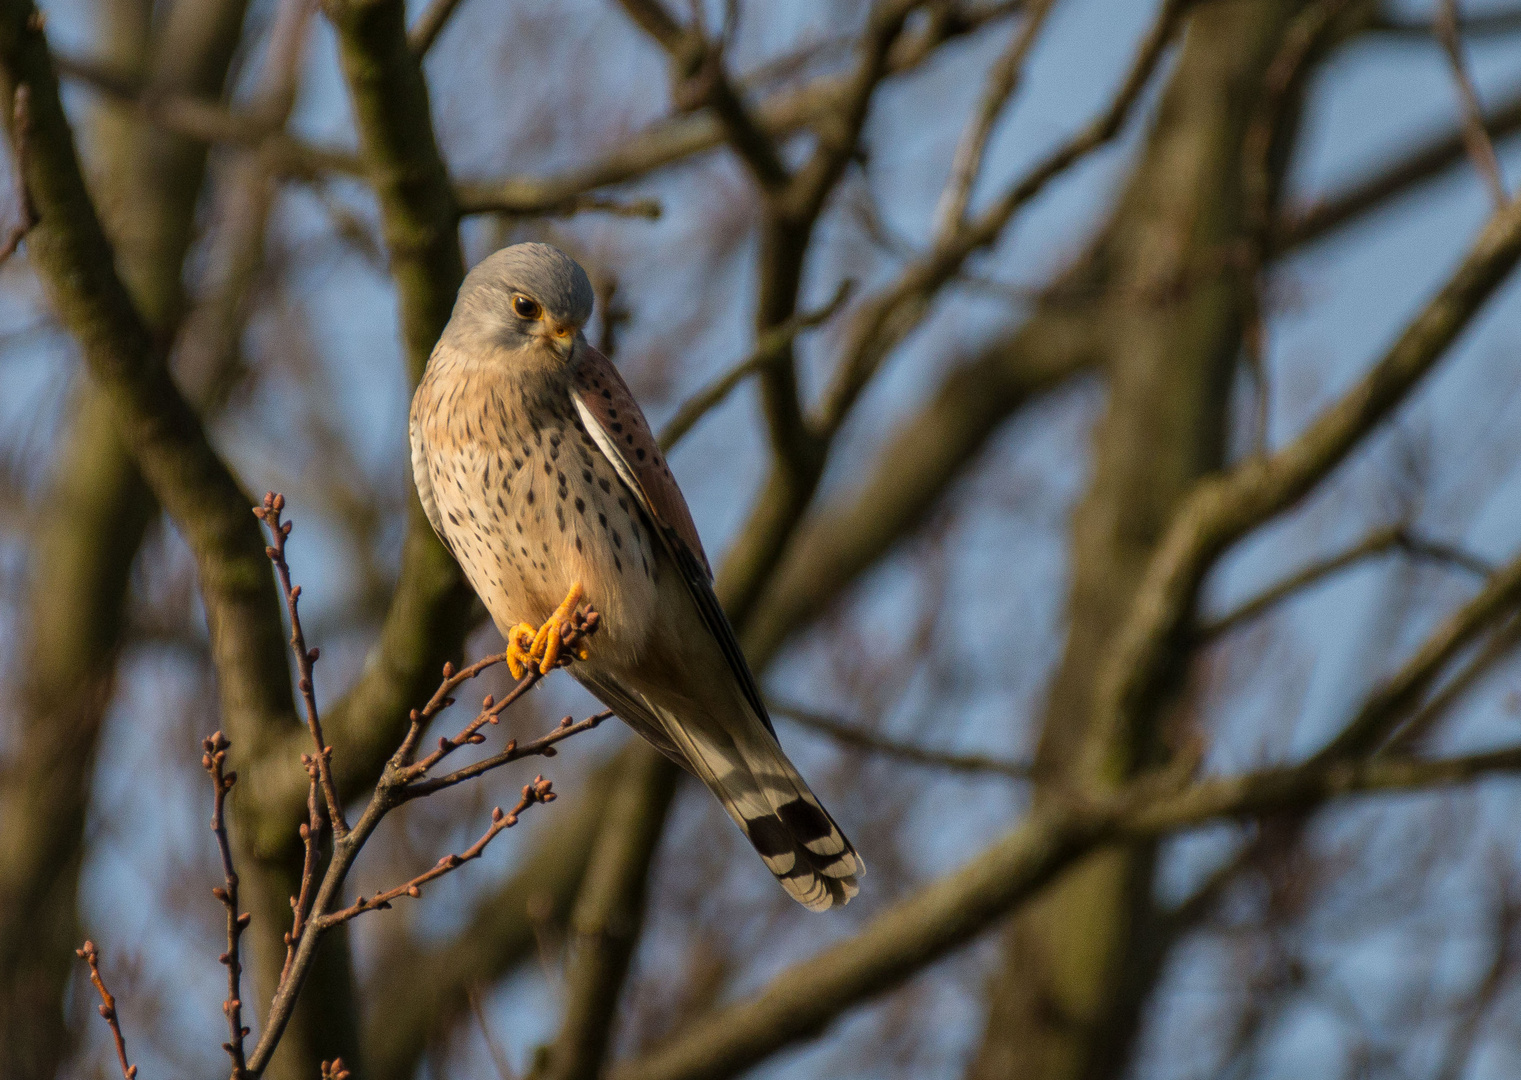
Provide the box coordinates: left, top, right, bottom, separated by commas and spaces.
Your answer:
570, 344, 775, 737
569, 345, 709, 574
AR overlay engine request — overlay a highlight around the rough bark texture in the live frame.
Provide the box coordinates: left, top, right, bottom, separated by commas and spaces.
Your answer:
967, 4, 1307, 1077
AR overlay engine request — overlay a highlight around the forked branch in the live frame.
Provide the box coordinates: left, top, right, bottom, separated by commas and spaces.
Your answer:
72, 493, 610, 1080
238, 493, 606, 1076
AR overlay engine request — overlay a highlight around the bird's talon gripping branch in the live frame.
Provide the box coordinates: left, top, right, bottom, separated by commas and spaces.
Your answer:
505, 622, 538, 680
507, 582, 588, 678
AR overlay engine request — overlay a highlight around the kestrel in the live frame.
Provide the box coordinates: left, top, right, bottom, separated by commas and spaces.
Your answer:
409, 243, 861, 910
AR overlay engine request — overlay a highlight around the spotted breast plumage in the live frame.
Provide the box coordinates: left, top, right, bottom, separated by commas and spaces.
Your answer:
409, 242, 861, 910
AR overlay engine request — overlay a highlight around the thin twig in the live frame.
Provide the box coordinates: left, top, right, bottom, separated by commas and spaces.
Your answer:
281, 763, 323, 982
771, 700, 1032, 778
0, 82, 37, 266
469, 985, 519, 1080
317, 778, 556, 928
657, 279, 854, 450
407, 0, 468, 55
1383, 608, 1521, 754
253, 492, 349, 836
1273, 82, 1521, 253
1196, 525, 1492, 640
392, 607, 601, 774
235, 512, 606, 1076
931, 0, 1055, 236
1436, 0, 1509, 207
246, 704, 608, 1074
1372, 4, 1521, 36
202, 733, 251, 1079
76, 942, 138, 1080
456, 189, 663, 220
1239, 0, 1358, 454
1315, 548, 1521, 761
404, 711, 614, 799
817, 0, 1196, 436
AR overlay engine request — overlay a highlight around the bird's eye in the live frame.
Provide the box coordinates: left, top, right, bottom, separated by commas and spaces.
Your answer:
512, 295, 542, 320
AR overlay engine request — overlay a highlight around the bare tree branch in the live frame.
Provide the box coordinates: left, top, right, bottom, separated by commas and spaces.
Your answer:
1274, 81, 1521, 252
1434, 0, 1508, 207
239, 497, 606, 1077
318, 780, 558, 929
364, 761, 625, 1080
76, 942, 138, 1080
656, 279, 853, 451
1384, 608, 1521, 754
1196, 525, 1492, 641
931, 0, 1055, 235
204, 733, 252, 1079
607, 738, 1521, 1080
1316, 548, 1521, 760
54, 50, 364, 178
1369, 4, 1521, 36
0, 0, 305, 878
454, 1, 1022, 214
0, 0, 305, 1071
815, 0, 1192, 438
407, 0, 468, 55
1087, 191, 1521, 781
770, 700, 1033, 778
255, 493, 349, 836
615, 0, 791, 191
744, 302, 1098, 661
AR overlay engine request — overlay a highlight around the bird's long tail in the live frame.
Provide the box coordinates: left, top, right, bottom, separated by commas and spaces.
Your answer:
656, 707, 863, 911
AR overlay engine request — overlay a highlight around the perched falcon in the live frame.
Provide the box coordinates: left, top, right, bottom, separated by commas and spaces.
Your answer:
409, 243, 861, 910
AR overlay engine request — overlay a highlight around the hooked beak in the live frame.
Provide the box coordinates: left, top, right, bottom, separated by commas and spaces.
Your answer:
538, 319, 577, 358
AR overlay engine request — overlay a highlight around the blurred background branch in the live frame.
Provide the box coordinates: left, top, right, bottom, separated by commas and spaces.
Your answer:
7, 0, 1521, 1079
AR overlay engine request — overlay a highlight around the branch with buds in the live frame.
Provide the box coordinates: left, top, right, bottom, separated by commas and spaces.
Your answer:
78, 493, 608, 1079
76, 941, 136, 1080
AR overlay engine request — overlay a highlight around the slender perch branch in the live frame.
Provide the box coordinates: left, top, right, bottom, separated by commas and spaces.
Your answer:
254, 492, 348, 836
317, 778, 556, 928
235, 494, 605, 1077
76, 942, 137, 1080
403, 711, 613, 799
1435, 0, 1508, 207
203, 732, 251, 1079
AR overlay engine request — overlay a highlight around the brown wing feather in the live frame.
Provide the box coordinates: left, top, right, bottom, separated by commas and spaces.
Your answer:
570, 344, 709, 576
570, 343, 775, 737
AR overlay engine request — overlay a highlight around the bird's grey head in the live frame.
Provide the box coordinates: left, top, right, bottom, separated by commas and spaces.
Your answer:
445, 242, 595, 362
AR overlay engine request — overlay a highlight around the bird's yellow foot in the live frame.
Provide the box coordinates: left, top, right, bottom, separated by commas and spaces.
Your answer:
506, 582, 592, 678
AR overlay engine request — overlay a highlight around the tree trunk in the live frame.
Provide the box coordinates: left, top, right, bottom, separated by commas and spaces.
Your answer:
967, 3, 1309, 1077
